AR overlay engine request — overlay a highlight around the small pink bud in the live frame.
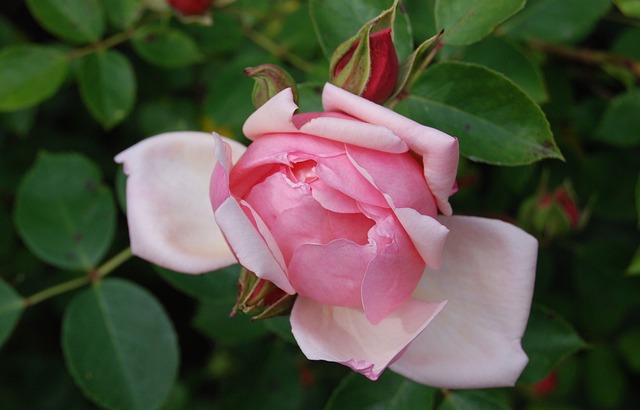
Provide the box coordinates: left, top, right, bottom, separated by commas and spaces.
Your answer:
331, 28, 399, 104
167, 0, 212, 15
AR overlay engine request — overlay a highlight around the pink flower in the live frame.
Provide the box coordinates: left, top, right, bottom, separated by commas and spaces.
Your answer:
115, 83, 537, 388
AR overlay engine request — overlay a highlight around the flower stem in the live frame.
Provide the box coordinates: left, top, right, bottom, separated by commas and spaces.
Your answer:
529, 40, 640, 78
240, 23, 315, 73
23, 248, 133, 307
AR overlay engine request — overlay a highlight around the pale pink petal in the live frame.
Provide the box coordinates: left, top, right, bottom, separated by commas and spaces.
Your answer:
394, 208, 449, 270
299, 116, 408, 153
361, 216, 425, 324
242, 88, 299, 140
288, 240, 375, 307
390, 216, 537, 388
322, 83, 459, 215
115, 132, 244, 274
210, 135, 294, 294
291, 296, 446, 380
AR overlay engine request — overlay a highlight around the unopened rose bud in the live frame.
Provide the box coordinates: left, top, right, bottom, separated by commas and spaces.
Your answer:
232, 268, 296, 320
167, 0, 213, 15
519, 182, 582, 240
244, 64, 299, 108
330, 28, 399, 104
529, 371, 558, 397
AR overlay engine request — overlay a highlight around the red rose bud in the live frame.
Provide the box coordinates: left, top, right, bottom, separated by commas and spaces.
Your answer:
232, 268, 296, 320
518, 182, 582, 240
244, 64, 299, 108
167, 0, 212, 15
331, 28, 399, 104
529, 371, 558, 397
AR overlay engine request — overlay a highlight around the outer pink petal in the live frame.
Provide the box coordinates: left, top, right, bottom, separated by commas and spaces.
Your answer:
390, 216, 538, 388
394, 208, 449, 270
242, 88, 299, 140
115, 132, 244, 273
299, 116, 408, 153
346, 145, 437, 217
291, 296, 446, 380
210, 134, 295, 294
322, 83, 459, 215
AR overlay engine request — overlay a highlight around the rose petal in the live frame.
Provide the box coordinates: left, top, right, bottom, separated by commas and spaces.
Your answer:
299, 116, 408, 153
310, 179, 361, 213
361, 216, 426, 324
115, 131, 244, 274
210, 135, 295, 294
394, 208, 449, 269
346, 145, 437, 216
243, 88, 299, 140
390, 216, 537, 388
291, 296, 446, 380
229, 134, 344, 198
288, 239, 374, 307
315, 154, 388, 208
322, 83, 458, 215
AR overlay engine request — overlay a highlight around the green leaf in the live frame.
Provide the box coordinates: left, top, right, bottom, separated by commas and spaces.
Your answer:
585, 345, 627, 408
617, 326, 640, 373
132, 24, 202, 68
309, 0, 413, 61
0, 277, 24, 349
614, 0, 640, 18
518, 305, 587, 384
0, 45, 68, 111
456, 36, 547, 103
26, 0, 105, 44
628, 245, 640, 275
193, 300, 269, 345
404, 0, 436, 43
14, 153, 116, 271
594, 89, 640, 147
77, 50, 136, 129
435, 0, 525, 46
612, 27, 640, 61
437, 390, 510, 410
397, 61, 561, 165
156, 264, 240, 302
501, 0, 611, 44
103, 0, 144, 29
326, 371, 436, 410
62, 278, 178, 410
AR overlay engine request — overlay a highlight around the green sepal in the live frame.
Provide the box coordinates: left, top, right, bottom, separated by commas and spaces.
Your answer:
244, 64, 298, 108
232, 268, 296, 320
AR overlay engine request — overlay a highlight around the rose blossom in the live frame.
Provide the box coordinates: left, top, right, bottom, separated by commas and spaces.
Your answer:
115, 83, 537, 388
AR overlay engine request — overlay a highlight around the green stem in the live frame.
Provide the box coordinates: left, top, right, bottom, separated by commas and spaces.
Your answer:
67, 29, 136, 60
23, 276, 90, 307
529, 40, 640, 78
241, 23, 315, 73
24, 247, 133, 307
95, 247, 133, 279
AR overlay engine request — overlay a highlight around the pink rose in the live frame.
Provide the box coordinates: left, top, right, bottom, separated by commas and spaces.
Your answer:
116, 83, 537, 388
